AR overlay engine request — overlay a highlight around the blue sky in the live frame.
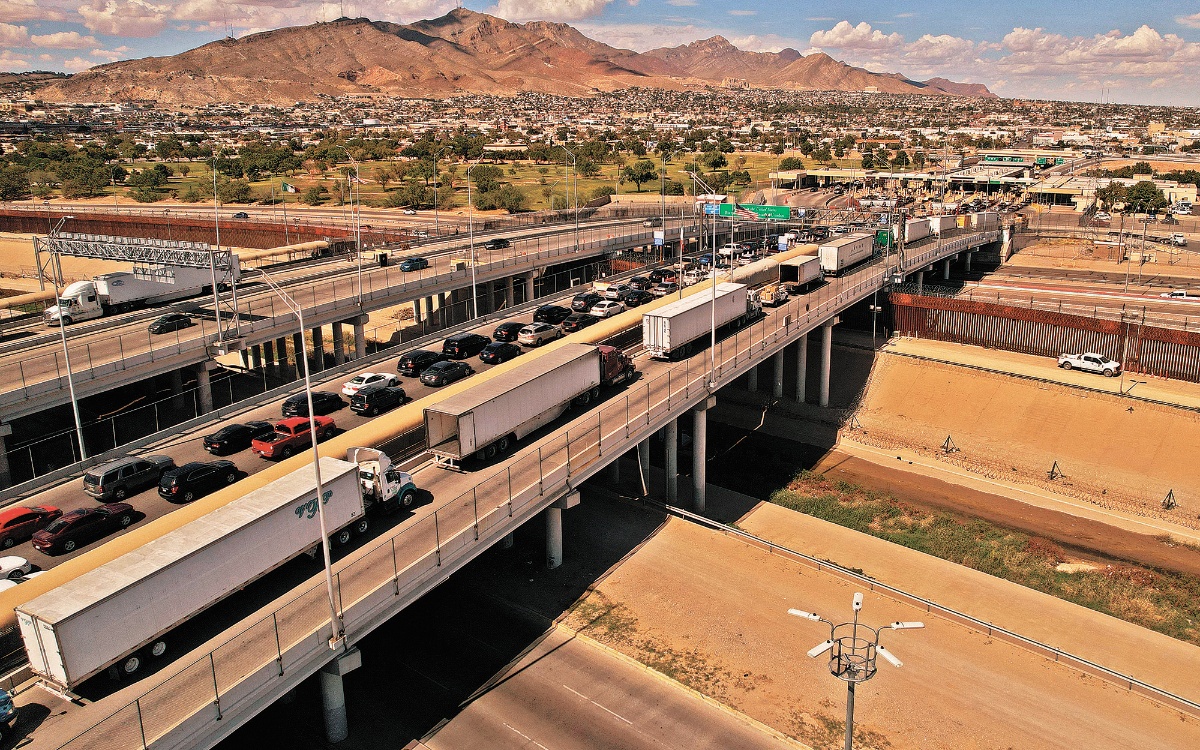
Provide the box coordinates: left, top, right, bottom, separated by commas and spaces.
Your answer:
3, 0, 1199, 105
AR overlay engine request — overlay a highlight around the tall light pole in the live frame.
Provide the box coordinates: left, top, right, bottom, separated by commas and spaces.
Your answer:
562, 145, 580, 251
466, 161, 480, 320
789, 594, 923, 750
209, 153, 225, 345
660, 149, 680, 263
256, 268, 345, 650
687, 169, 721, 386
337, 145, 364, 307
48, 216, 87, 461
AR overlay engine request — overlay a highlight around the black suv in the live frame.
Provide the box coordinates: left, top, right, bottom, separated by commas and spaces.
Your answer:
158, 460, 239, 503
396, 349, 446, 376
83, 455, 176, 501
203, 421, 275, 455
442, 332, 490, 359
281, 391, 344, 417
571, 293, 603, 312
483, 237, 511, 251
350, 384, 407, 416
534, 305, 572, 324
492, 321, 525, 342
629, 276, 652, 291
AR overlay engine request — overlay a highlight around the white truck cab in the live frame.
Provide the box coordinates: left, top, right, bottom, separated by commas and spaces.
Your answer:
1057, 352, 1121, 377
347, 447, 417, 511
43, 281, 104, 325
1171, 233, 1187, 247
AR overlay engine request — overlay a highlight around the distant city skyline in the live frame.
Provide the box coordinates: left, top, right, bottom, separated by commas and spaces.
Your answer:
2, 0, 1198, 106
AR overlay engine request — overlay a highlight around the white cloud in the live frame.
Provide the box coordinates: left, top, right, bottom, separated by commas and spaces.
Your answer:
1177, 13, 1200, 29
0, 0, 69, 22
0, 22, 31, 47
575, 20, 715, 51
728, 9, 756, 16
61, 56, 96, 71
0, 50, 31, 70
32, 31, 101, 49
809, 21, 902, 51
665, 0, 696, 5
486, 0, 612, 22
76, 0, 169, 37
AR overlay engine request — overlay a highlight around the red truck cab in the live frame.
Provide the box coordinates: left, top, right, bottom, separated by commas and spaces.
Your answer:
597, 345, 636, 387
251, 416, 335, 460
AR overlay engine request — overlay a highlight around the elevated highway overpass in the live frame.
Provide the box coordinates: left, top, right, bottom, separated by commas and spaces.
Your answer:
5, 227, 1002, 750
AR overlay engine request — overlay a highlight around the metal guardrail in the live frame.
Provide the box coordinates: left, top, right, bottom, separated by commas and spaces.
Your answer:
659, 502, 1200, 720
0, 223, 703, 413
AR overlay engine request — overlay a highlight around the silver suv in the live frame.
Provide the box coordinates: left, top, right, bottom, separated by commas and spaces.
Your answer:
83, 455, 176, 501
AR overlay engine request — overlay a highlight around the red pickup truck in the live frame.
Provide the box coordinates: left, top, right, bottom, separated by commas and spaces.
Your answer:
251, 416, 335, 459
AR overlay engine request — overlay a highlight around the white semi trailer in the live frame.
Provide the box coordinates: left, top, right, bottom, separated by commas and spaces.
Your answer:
16, 457, 364, 693
642, 282, 761, 360
44, 259, 241, 325
425, 343, 636, 468
818, 234, 875, 276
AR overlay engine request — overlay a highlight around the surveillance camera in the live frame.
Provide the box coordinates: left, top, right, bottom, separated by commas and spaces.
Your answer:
852, 593, 863, 612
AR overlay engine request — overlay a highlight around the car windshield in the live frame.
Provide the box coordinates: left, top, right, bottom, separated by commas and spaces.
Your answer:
44, 518, 69, 533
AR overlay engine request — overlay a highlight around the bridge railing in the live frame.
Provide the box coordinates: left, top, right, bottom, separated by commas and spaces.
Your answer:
0, 223, 701, 410
54, 243, 891, 750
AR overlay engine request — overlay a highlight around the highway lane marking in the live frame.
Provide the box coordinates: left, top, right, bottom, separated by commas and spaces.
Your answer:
563, 684, 633, 725
503, 722, 551, 750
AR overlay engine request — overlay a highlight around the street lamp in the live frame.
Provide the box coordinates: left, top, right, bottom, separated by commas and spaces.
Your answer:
256, 268, 345, 650
562, 144, 581, 252
660, 149, 681, 263
788, 594, 923, 750
466, 161, 480, 320
686, 169, 721, 387
336, 145, 364, 307
48, 216, 87, 461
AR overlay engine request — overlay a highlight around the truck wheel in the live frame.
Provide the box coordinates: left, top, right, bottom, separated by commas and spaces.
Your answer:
149, 640, 167, 657
370, 406, 380, 416
576, 391, 591, 406
400, 490, 415, 508
1061, 362, 1072, 370
121, 654, 142, 675
591, 388, 600, 401
484, 444, 498, 459
334, 529, 352, 545
61, 316, 72, 326
1103, 369, 1115, 377
281, 446, 294, 458
355, 518, 369, 534
497, 435, 511, 453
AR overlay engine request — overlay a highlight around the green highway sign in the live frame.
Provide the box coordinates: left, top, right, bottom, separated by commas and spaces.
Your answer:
718, 203, 791, 220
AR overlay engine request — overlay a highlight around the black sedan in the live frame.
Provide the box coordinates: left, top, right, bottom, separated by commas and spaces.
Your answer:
281, 391, 344, 417
629, 276, 652, 291
32, 503, 135, 555
534, 305, 572, 325
420, 360, 474, 387
203, 421, 275, 455
397, 349, 446, 376
158, 460, 239, 503
148, 313, 193, 334
571, 293, 603, 312
561, 313, 599, 333
492, 322, 526, 342
479, 342, 523, 364
622, 289, 654, 307
484, 237, 511, 250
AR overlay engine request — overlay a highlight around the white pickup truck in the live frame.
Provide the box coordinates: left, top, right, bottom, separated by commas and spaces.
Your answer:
1057, 352, 1121, 377
1171, 233, 1187, 247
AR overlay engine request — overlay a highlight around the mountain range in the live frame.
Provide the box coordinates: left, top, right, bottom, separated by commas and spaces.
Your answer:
36, 9, 995, 106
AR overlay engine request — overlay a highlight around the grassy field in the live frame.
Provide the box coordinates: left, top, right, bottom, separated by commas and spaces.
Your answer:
772, 471, 1200, 647
104, 151, 852, 210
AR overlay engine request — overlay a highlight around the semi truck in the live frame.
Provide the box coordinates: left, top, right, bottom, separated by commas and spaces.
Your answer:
347, 447, 418, 511
779, 256, 824, 290
424, 343, 636, 468
904, 218, 931, 244
44, 259, 241, 325
16, 457, 373, 693
818, 234, 875, 276
643, 282, 762, 360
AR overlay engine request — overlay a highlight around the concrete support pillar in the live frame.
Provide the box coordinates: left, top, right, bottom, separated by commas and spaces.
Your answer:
320, 649, 361, 744
819, 319, 835, 408
505, 276, 515, 309
352, 319, 366, 361
412, 300, 423, 326
424, 297, 435, 328
276, 336, 289, 369
169, 368, 186, 409
606, 455, 620, 485
772, 351, 785, 398
250, 344, 263, 371
438, 293, 448, 326
311, 326, 324, 372
965, 251, 973, 273
332, 322, 345, 366
0, 424, 13, 491
693, 397, 713, 514
795, 333, 808, 403
746, 364, 758, 392
942, 258, 951, 280
545, 506, 563, 569
484, 281, 495, 314
292, 332, 305, 377
664, 418, 678, 505
524, 274, 535, 304
637, 438, 651, 497
916, 270, 924, 295
239, 350, 251, 370
263, 340, 275, 373
195, 363, 214, 415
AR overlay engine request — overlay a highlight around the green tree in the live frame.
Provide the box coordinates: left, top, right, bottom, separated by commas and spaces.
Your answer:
700, 150, 727, 171
891, 150, 911, 169
301, 185, 327, 205
1095, 182, 1127, 210
469, 164, 504, 193
860, 152, 875, 170
0, 165, 30, 200
779, 157, 804, 171
1131, 161, 1154, 175
621, 159, 657, 192
1124, 180, 1167, 213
